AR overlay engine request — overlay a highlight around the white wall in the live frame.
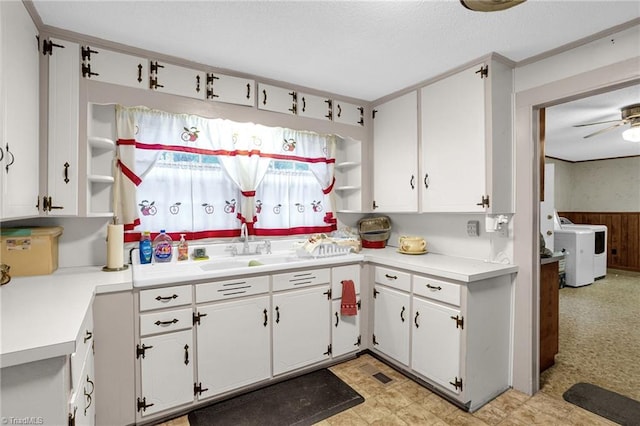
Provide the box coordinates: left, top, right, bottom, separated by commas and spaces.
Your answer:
547, 157, 640, 212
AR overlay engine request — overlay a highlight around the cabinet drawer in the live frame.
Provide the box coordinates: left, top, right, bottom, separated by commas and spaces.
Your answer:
195, 276, 269, 303
332, 264, 360, 297
374, 266, 410, 292
139, 308, 193, 337
273, 268, 330, 291
413, 275, 461, 306
139, 285, 192, 311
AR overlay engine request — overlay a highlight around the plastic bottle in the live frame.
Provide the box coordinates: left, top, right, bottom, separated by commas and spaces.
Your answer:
177, 234, 189, 261
153, 230, 173, 263
139, 231, 152, 264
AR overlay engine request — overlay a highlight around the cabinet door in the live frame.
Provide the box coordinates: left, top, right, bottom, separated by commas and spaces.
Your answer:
47, 38, 79, 216
372, 91, 418, 212
151, 61, 205, 100
196, 296, 270, 398
1, 1, 40, 219
69, 349, 96, 426
373, 285, 410, 365
412, 297, 462, 394
331, 299, 361, 357
138, 329, 194, 416
258, 83, 296, 115
82, 46, 147, 90
333, 100, 364, 127
421, 65, 486, 212
298, 92, 332, 121
207, 73, 254, 106
272, 286, 330, 375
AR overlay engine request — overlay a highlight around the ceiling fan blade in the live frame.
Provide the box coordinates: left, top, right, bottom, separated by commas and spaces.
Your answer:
573, 119, 622, 128
583, 122, 626, 139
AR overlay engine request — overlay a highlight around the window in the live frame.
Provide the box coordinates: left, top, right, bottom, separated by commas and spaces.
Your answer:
115, 106, 337, 242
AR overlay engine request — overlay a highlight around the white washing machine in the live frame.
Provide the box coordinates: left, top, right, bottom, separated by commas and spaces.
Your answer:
561, 224, 607, 280
554, 228, 595, 287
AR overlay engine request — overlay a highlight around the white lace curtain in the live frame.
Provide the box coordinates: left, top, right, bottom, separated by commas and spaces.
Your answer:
114, 105, 337, 241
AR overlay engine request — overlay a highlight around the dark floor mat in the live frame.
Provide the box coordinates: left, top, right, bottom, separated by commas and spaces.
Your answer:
188, 369, 364, 426
563, 382, 640, 426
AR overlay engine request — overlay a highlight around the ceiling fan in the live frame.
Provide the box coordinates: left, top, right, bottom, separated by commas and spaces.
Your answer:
460, 0, 527, 12
574, 103, 640, 142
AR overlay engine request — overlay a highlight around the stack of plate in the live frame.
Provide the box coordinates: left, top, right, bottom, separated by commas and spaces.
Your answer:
358, 216, 391, 248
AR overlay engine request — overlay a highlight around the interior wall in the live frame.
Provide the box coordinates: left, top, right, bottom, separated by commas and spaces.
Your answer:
547, 157, 640, 212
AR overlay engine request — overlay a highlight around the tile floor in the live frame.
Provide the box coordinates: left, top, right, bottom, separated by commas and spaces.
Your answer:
160, 268, 639, 426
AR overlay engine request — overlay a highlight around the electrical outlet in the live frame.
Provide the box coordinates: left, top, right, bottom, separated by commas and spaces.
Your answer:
467, 220, 480, 237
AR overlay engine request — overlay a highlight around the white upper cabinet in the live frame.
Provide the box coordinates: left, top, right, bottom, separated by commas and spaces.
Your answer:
206, 73, 254, 106
421, 59, 513, 213
372, 91, 419, 212
150, 61, 205, 100
46, 38, 80, 216
257, 83, 297, 115
81, 45, 147, 90
298, 93, 332, 121
333, 100, 364, 127
0, 1, 40, 220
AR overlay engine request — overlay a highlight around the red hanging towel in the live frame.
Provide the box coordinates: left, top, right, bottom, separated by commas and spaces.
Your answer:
340, 280, 358, 316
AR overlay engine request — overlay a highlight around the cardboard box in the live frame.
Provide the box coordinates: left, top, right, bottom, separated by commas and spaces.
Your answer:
1, 227, 64, 276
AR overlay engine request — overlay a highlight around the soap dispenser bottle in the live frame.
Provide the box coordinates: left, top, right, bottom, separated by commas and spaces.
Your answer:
177, 234, 189, 261
153, 230, 173, 263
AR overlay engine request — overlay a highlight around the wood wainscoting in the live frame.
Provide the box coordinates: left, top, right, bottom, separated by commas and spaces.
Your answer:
558, 212, 640, 273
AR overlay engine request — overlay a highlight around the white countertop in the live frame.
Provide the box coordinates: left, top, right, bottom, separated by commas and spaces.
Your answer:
0, 266, 131, 368
1, 247, 517, 369
365, 247, 518, 282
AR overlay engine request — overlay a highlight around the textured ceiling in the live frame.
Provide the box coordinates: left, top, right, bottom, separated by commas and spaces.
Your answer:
31, 0, 640, 102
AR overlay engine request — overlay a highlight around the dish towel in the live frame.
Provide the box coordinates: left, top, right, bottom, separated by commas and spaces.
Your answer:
341, 280, 358, 316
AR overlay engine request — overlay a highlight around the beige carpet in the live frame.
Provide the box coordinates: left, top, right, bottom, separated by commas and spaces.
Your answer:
540, 268, 640, 402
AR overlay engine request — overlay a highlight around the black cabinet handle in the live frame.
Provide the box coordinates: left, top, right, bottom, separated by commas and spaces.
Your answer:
83, 330, 93, 343
275, 306, 280, 323
63, 162, 70, 183
154, 318, 178, 326
424, 173, 429, 189
263, 308, 268, 327
385, 274, 397, 280
156, 294, 178, 302
302, 97, 306, 112
5, 144, 14, 173
246, 83, 251, 99
335, 312, 339, 327
262, 89, 267, 105
400, 306, 406, 322
184, 344, 189, 365
426, 284, 442, 291
414, 311, 420, 328
410, 175, 415, 189
137, 64, 143, 83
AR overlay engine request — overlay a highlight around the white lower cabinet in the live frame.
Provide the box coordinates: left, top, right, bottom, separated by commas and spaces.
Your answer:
69, 348, 96, 426
138, 329, 194, 417
331, 264, 361, 357
272, 285, 331, 375
411, 297, 462, 394
196, 295, 271, 398
372, 285, 410, 365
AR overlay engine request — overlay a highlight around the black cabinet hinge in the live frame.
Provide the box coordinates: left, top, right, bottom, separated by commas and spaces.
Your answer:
68, 406, 76, 426
81, 46, 98, 61
476, 65, 489, 79
81, 63, 99, 78
194, 382, 209, 396
354, 335, 361, 347
451, 315, 464, 329
323, 289, 332, 300
193, 311, 207, 326
357, 300, 361, 310
372, 334, 379, 345
42, 39, 65, 56
476, 195, 490, 208
372, 109, 378, 119
449, 377, 463, 391
373, 288, 379, 299
137, 397, 154, 413
323, 344, 332, 356
136, 343, 153, 359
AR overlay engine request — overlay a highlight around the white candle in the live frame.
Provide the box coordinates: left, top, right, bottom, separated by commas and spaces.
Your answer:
106, 224, 124, 269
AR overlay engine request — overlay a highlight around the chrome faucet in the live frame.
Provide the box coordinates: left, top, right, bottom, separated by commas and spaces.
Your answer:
240, 223, 250, 254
